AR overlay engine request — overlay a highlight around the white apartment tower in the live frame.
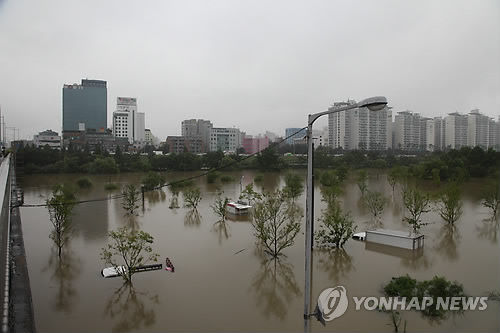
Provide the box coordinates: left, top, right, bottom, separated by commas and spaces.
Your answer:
394, 111, 421, 151
444, 112, 468, 149
328, 101, 355, 149
489, 118, 499, 151
112, 97, 145, 144
424, 119, 435, 151
328, 100, 392, 150
467, 109, 490, 149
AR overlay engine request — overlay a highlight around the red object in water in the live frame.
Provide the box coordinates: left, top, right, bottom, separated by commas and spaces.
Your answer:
165, 257, 175, 272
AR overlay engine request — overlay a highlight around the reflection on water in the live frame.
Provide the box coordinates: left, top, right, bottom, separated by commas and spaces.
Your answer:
364, 242, 432, 271
254, 173, 281, 192
212, 219, 230, 244
184, 209, 201, 227
43, 248, 80, 313
145, 190, 166, 208
72, 200, 109, 241
363, 216, 384, 230
122, 214, 140, 232
251, 249, 301, 321
434, 224, 461, 261
476, 218, 500, 244
104, 283, 159, 333
316, 248, 354, 284
168, 187, 180, 210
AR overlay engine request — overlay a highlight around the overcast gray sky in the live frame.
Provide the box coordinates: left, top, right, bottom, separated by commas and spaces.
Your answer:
0, 0, 499, 140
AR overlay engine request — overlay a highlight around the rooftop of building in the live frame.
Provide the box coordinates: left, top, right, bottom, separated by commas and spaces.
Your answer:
37, 129, 59, 136
63, 78, 107, 89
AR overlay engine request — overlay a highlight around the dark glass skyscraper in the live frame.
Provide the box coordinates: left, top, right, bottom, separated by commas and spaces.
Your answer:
62, 79, 107, 132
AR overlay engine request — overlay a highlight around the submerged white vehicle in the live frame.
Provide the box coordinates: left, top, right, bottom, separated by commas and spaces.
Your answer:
226, 201, 252, 215
352, 232, 366, 241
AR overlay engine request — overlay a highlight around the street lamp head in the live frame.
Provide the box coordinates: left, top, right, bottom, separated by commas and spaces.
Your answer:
358, 96, 388, 111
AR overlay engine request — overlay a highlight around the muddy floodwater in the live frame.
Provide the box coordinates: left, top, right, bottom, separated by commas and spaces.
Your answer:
19, 170, 499, 332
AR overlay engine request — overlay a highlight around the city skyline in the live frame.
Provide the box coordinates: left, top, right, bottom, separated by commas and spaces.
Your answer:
0, 0, 499, 141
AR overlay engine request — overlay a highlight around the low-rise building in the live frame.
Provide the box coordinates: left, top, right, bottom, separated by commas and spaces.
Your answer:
209, 128, 242, 153
242, 135, 269, 154
33, 130, 61, 149
166, 136, 203, 154
63, 129, 128, 152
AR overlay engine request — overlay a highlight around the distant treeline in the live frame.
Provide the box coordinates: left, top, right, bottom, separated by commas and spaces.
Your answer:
16, 144, 500, 181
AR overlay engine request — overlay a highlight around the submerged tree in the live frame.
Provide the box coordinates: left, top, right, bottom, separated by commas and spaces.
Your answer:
182, 187, 202, 209
283, 173, 303, 202
319, 170, 343, 207
47, 184, 76, 258
252, 190, 301, 258
239, 183, 262, 206
482, 182, 500, 219
356, 170, 368, 196
364, 190, 387, 220
315, 203, 356, 249
122, 184, 140, 215
436, 184, 463, 224
403, 187, 431, 234
141, 171, 165, 191
101, 227, 159, 284
384, 275, 465, 320
387, 168, 398, 193
211, 190, 230, 222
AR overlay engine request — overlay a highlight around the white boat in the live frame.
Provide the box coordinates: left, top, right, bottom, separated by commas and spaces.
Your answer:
226, 201, 252, 215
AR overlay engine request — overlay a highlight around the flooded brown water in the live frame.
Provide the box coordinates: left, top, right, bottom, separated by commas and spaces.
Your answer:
19, 170, 499, 332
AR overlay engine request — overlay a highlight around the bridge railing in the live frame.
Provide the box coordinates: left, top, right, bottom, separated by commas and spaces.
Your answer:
0, 155, 12, 333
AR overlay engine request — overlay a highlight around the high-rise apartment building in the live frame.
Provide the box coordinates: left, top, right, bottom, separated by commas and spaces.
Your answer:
394, 111, 421, 151
433, 117, 444, 151
112, 97, 145, 144
444, 112, 468, 149
467, 109, 490, 149
424, 118, 435, 151
367, 106, 392, 150
328, 100, 391, 151
62, 79, 107, 132
181, 119, 213, 152
328, 101, 355, 149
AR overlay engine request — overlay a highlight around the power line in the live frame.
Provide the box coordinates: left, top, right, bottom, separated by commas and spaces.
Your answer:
20, 127, 308, 208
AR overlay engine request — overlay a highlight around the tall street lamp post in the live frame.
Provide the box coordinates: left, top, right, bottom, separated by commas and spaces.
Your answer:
303, 96, 388, 321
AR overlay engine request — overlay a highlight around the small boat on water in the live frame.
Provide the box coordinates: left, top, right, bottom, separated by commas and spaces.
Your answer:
101, 264, 163, 278
165, 257, 175, 272
226, 201, 252, 215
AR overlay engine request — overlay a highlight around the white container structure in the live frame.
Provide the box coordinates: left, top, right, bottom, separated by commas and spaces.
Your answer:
226, 201, 252, 215
365, 229, 424, 250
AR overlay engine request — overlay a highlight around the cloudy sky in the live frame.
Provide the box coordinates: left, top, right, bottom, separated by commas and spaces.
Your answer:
0, 0, 499, 140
